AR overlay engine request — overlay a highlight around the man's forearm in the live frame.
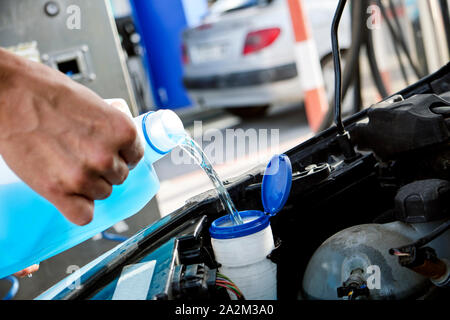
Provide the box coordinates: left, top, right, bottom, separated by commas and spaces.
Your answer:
0, 47, 50, 151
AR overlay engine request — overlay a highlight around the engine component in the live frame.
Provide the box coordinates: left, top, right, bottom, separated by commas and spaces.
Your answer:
176, 215, 217, 267
392, 246, 449, 287
432, 259, 450, 288
395, 179, 450, 223
391, 220, 450, 253
353, 94, 450, 160
171, 263, 219, 300
389, 214, 450, 289
302, 220, 450, 300
336, 269, 370, 300
292, 163, 331, 186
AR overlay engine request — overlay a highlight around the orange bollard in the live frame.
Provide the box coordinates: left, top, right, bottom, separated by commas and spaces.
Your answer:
287, 0, 329, 132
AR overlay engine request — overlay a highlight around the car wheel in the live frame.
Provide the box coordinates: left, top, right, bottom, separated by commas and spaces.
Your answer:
226, 105, 270, 119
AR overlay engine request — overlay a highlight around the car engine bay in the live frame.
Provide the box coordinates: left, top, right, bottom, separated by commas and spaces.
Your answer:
40, 63, 450, 301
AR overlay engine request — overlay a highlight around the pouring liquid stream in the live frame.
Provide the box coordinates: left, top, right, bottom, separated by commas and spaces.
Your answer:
179, 135, 244, 225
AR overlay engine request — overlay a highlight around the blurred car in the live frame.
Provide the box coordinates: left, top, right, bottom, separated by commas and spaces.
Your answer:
181, 0, 351, 117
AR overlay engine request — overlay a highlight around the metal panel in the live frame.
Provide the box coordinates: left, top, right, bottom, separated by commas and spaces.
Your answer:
0, 0, 161, 299
0, 0, 138, 115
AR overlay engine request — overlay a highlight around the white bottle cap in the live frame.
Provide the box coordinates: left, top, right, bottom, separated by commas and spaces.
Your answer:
142, 110, 186, 153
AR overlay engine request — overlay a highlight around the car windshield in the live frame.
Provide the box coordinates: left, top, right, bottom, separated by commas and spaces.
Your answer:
209, 0, 260, 16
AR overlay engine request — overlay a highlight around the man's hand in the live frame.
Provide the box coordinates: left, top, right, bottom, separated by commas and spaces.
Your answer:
0, 48, 144, 226
13, 264, 39, 278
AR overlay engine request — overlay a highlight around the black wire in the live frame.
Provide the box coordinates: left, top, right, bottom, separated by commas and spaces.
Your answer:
331, 0, 348, 135
343, 0, 364, 113
376, 0, 423, 78
388, 0, 409, 85
390, 220, 450, 254
440, 0, 450, 58
387, 0, 405, 42
320, 0, 392, 131
341, 0, 365, 105
410, 220, 450, 249
350, 1, 363, 112
352, 55, 362, 113
318, 0, 365, 132
366, 23, 390, 98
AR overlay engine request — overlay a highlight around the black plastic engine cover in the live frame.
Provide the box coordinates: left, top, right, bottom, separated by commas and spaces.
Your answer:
395, 179, 450, 223
353, 94, 450, 160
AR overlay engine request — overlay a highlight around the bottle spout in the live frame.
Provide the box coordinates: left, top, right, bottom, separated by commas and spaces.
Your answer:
139, 110, 186, 155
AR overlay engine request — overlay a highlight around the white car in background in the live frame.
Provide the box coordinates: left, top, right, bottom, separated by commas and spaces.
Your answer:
182, 0, 351, 118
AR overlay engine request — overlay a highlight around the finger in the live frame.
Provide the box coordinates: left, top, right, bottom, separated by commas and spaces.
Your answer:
63, 163, 113, 200
119, 136, 144, 169
13, 264, 40, 278
80, 176, 113, 201
110, 110, 144, 168
51, 194, 95, 226
101, 155, 129, 186
84, 150, 129, 186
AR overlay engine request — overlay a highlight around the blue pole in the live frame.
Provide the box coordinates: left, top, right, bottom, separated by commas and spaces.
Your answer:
130, 0, 193, 110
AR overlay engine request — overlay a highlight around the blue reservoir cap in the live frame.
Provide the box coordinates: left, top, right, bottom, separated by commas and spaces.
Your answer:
261, 154, 292, 217
209, 154, 292, 240
209, 210, 269, 239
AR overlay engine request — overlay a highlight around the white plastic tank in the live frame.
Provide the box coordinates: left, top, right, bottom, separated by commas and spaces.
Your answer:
209, 154, 292, 300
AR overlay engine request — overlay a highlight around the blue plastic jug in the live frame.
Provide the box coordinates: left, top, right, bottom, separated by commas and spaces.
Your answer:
0, 109, 186, 278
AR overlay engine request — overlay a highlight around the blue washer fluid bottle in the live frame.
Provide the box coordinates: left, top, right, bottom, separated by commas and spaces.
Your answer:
0, 107, 186, 278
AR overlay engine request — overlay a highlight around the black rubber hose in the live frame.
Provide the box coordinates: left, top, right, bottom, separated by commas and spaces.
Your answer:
412, 220, 450, 248
376, 0, 423, 78
318, 0, 365, 132
331, 0, 348, 135
366, 22, 390, 98
342, 0, 364, 112
439, 0, 450, 58
388, 0, 410, 85
352, 54, 362, 113
390, 220, 450, 254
